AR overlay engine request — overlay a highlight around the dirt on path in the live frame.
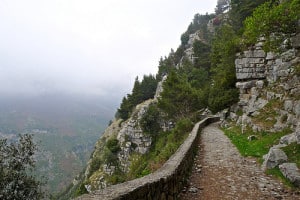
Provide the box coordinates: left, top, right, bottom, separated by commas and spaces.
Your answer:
179, 123, 300, 200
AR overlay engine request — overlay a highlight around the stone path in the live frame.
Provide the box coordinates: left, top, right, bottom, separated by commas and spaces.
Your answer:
179, 123, 300, 200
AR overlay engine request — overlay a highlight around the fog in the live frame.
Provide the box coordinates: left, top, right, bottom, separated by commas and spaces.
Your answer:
0, 0, 217, 100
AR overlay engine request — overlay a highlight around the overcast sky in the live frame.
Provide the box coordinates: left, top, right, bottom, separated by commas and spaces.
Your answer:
0, 0, 217, 99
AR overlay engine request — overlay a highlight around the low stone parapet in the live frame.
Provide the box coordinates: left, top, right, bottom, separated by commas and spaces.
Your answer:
77, 117, 219, 200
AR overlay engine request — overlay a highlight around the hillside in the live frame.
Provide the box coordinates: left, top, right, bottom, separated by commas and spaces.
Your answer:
62, 0, 300, 199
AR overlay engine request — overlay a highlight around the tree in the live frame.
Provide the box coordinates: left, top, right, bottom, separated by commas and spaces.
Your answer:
229, 0, 269, 32
192, 40, 211, 70
117, 75, 158, 120
0, 134, 44, 200
209, 25, 239, 113
158, 71, 205, 120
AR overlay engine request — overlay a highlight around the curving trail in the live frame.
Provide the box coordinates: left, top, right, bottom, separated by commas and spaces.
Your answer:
179, 123, 300, 200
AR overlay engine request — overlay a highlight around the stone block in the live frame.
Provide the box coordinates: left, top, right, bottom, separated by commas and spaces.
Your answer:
253, 50, 266, 58
244, 50, 265, 58
236, 81, 256, 89
248, 58, 265, 64
236, 73, 251, 80
235, 59, 243, 66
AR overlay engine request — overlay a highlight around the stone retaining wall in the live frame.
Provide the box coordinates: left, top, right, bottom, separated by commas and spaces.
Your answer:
77, 117, 219, 200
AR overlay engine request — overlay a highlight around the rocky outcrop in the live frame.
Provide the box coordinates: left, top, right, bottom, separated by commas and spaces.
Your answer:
262, 146, 288, 170
117, 99, 153, 172
279, 163, 300, 187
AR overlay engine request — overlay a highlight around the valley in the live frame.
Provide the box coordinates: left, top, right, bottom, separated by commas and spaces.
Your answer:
0, 94, 117, 194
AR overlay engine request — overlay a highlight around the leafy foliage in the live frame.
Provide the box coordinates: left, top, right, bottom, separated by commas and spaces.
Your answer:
244, 0, 300, 51
0, 134, 44, 200
103, 138, 120, 166
229, 0, 269, 32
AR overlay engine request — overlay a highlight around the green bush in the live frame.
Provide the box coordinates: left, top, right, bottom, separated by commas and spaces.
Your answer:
106, 138, 121, 153
244, 0, 300, 51
89, 156, 102, 176
74, 183, 88, 197
140, 104, 161, 136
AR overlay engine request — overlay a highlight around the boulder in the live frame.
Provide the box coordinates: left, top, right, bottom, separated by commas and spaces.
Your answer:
284, 100, 294, 112
256, 80, 264, 89
279, 163, 300, 187
291, 33, 300, 49
281, 49, 296, 62
262, 148, 288, 170
293, 101, 300, 118
280, 134, 297, 145
266, 52, 276, 60
267, 92, 275, 100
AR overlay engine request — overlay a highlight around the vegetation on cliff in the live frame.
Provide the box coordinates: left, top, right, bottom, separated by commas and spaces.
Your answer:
63, 0, 300, 198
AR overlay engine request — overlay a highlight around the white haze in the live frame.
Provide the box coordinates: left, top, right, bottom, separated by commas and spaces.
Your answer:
0, 0, 217, 99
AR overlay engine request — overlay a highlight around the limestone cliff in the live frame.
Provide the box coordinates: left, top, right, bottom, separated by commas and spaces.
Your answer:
77, 77, 169, 192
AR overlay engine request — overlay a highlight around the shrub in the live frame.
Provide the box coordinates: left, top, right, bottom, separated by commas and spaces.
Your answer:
244, 0, 300, 51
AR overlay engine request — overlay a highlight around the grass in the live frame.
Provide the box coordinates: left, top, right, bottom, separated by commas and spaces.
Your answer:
252, 99, 282, 129
281, 142, 300, 168
223, 126, 290, 161
223, 125, 297, 187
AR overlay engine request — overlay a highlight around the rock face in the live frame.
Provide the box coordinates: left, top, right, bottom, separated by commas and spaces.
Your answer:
279, 163, 300, 187
81, 78, 168, 191
117, 99, 153, 172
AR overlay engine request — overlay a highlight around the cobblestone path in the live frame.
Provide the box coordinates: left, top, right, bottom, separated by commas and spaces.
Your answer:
179, 123, 300, 200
